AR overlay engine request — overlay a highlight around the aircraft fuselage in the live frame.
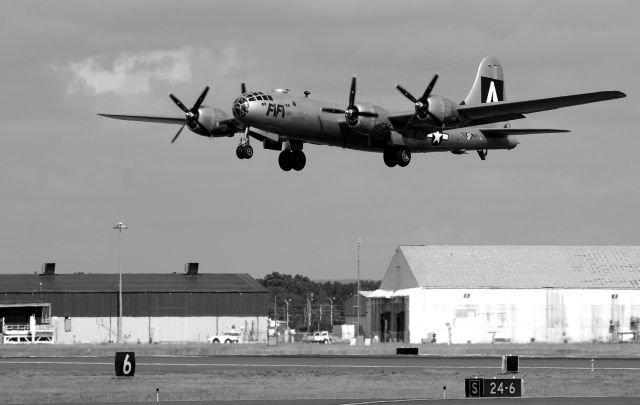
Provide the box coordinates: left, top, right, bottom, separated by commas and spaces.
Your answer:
233, 90, 518, 154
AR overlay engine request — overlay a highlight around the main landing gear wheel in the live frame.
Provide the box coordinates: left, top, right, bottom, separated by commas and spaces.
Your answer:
278, 150, 306, 171
383, 147, 411, 167
396, 147, 411, 167
292, 151, 306, 171
383, 148, 397, 167
236, 144, 253, 159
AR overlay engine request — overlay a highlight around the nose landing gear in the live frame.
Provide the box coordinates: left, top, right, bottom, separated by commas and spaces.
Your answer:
236, 128, 253, 159
236, 143, 253, 159
236, 144, 253, 159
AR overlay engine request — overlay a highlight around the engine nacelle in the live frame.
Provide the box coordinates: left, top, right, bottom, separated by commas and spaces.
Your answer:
424, 95, 461, 126
191, 106, 233, 137
349, 102, 379, 133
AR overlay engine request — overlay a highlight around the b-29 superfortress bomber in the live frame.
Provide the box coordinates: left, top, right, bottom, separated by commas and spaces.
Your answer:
100, 56, 625, 171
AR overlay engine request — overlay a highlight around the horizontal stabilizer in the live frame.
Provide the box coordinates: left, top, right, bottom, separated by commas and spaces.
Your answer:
481, 128, 570, 137
98, 114, 185, 125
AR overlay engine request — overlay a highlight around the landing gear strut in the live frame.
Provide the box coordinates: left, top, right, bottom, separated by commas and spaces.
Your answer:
383, 147, 411, 168
236, 128, 253, 159
477, 149, 488, 161
279, 150, 306, 171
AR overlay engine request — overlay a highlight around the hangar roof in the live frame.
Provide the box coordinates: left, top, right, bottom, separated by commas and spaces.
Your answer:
380, 245, 640, 290
0, 273, 267, 294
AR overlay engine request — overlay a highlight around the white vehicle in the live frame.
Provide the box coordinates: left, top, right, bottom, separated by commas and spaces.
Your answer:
207, 331, 241, 344
306, 331, 332, 344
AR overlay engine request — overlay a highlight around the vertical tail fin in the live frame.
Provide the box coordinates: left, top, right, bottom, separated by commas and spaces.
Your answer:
462, 56, 505, 105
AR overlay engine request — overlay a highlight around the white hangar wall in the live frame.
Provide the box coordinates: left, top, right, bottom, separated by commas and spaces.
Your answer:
50, 316, 268, 344
371, 245, 640, 344
393, 287, 640, 344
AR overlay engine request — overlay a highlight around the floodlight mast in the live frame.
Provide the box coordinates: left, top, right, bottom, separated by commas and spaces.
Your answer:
283, 299, 291, 328
328, 297, 335, 329
113, 221, 128, 344
356, 237, 361, 338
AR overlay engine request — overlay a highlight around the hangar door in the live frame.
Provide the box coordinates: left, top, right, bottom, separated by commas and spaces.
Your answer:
370, 296, 408, 342
0, 303, 51, 325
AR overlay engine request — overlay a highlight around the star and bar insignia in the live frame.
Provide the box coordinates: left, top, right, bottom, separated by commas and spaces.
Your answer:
427, 131, 449, 145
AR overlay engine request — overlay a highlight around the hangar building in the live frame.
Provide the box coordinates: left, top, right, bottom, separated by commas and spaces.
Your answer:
0, 264, 269, 344
369, 246, 640, 344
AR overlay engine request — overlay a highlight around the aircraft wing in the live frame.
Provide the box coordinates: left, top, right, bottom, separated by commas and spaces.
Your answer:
458, 91, 626, 123
387, 110, 434, 131
388, 91, 625, 131
480, 128, 570, 136
98, 114, 186, 125
99, 114, 243, 136
388, 111, 527, 131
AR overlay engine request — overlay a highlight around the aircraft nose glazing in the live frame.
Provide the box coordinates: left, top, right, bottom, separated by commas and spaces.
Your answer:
232, 97, 250, 121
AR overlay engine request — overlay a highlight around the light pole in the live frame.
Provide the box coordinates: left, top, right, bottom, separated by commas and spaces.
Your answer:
328, 297, 334, 330
356, 237, 361, 338
113, 221, 128, 344
306, 295, 313, 333
283, 299, 291, 328
274, 295, 277, 324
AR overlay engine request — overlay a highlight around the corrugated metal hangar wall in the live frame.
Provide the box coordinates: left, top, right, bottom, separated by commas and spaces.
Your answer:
0, 268, 269, 344
370, 246, 640, 344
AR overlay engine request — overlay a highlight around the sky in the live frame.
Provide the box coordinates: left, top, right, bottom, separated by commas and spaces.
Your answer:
0, 0, 637, 281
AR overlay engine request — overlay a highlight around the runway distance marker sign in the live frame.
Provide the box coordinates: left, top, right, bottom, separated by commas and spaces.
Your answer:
465, 377, 522, 398
484, 378, 521, 397
115, 352, 135, 377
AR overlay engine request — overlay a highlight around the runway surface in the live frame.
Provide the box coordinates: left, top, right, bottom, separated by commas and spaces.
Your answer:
1, 354, 640, 373
3, 355, 639, 404
17, 397, 640, 405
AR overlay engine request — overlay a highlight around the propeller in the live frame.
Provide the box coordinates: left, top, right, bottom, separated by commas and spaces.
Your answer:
241, 82, 247, 94
395, 75, 442, 126
322, 76, 378, 127
168, 86, 210, 143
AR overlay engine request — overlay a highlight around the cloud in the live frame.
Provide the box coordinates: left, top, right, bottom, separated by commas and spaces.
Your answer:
58, 47, 194, 95
51, 45, 245, 104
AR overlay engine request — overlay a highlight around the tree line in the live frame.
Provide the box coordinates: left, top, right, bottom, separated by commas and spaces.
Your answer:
258, 271, 381, 332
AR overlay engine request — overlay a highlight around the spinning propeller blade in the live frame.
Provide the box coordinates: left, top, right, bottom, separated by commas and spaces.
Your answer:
167, 86, 211, 143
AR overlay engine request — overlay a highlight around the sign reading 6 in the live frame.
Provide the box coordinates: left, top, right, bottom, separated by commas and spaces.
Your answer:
115, 352, 136, 377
